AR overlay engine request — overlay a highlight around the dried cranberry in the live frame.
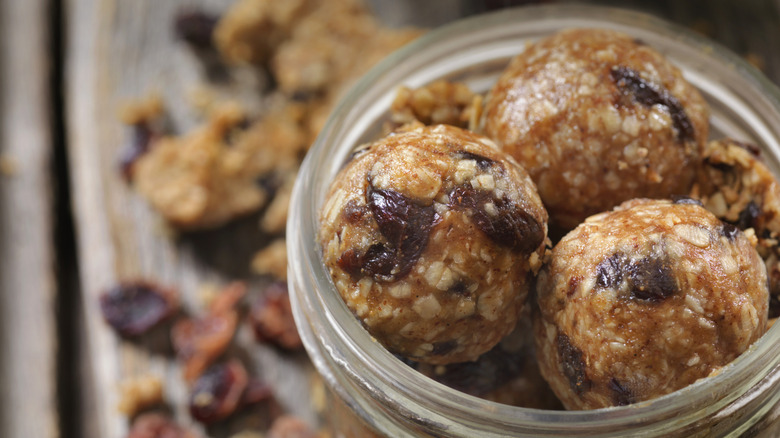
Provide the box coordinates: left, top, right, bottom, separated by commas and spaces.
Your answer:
627, 257, 677, 302
174, 10, 218, 50
172, 312, 237, 382
100, 281, 178, 337
595, 253, 624, 290
449, 185, 543, 254
360, 243, 397, 278
126, 412, 197, 438
343, 185, 436, 281
611, 66, 695, 142
189, 360, 248, 424
172, 283, 244, 381
557, 334, 591, 395
737, 201, 761, 230
249, 282, 302, 351
609, 377, 635, 406
731, 140, 762, 157
596, 253, 677, 302
721, 222, 741, 241
241, 378, 274, 405
209, 282, 246, 314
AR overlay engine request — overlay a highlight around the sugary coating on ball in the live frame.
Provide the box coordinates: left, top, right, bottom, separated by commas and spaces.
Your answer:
534, 198, 768, 410
319, 124, 548, 364
483, 28, 709, 231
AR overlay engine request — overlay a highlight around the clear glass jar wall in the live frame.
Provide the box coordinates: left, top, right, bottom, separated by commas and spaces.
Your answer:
288, 5, 780, 437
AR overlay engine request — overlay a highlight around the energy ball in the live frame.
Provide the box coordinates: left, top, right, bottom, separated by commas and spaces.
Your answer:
691, 139, 780, 318
534, 198, 768, 410
483, 29, 709, 231
319, 124, 548, 364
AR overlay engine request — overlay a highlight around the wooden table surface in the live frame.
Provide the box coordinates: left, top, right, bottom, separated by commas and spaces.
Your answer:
1, 1, 779, 437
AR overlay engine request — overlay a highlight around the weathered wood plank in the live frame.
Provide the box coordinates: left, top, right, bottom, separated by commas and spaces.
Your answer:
65, 0, 315, 437
0, 0, 58, 437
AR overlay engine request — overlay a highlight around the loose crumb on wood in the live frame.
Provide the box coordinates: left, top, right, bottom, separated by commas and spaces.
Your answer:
251, 238, 287, 280
117, 374, 164, 416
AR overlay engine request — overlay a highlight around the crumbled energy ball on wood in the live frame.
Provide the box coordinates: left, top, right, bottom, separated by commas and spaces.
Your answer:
133, 0, 421, 230
214, 0, 313, 65
117, 375, 164, 416
535, 199, 768, 409
251, 239, 287, 280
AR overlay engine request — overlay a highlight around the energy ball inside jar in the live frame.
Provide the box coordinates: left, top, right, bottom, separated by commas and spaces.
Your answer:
691, 139, 780, 317
319, 124, 548, 364
535, 198, 769, 410
483, 29, 709, 231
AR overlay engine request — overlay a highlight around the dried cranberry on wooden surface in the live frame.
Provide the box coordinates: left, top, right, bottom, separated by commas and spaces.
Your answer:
100, 281, 178, 337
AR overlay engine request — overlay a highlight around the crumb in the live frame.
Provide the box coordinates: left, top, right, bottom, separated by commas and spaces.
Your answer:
260, 172, 296, 235
118, 93, 165, 126
197, 283, 221, 309
389, 80, 476, 130
117, 374, 164, 416
251, 239, 287, 280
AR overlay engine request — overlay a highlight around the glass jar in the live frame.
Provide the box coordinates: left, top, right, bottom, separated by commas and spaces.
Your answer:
287, 5, 780, 437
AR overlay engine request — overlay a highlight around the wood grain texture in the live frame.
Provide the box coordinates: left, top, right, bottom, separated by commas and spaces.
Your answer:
65, 0, 314, 437
0, 0, 58, 437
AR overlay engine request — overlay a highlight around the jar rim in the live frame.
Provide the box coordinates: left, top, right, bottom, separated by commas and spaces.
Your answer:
288, 4, 780, 435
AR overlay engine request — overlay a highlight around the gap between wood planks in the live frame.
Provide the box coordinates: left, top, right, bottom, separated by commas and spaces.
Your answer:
51, 0, 83, 436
